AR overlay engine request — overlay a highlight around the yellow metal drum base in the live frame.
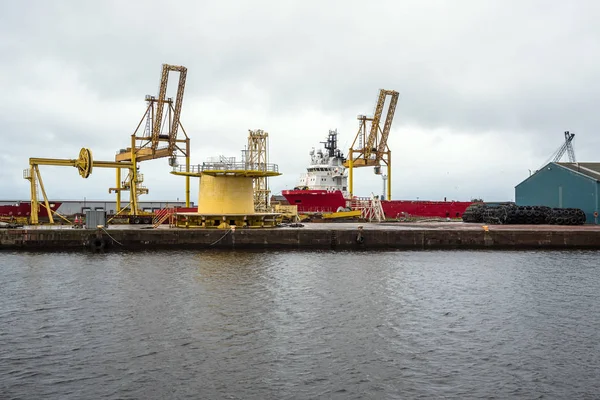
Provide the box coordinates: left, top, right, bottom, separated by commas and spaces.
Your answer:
174, 213, 281, 229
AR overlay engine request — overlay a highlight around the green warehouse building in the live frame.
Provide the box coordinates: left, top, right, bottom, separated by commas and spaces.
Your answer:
515, 162, 600, 224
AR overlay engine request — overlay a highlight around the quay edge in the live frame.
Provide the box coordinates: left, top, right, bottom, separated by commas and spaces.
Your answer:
1, 224, 600, 251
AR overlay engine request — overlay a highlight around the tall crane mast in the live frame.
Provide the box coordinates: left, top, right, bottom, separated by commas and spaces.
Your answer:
246, 129, 271, 212
539, 131, 576, 171
343, 89, 399, 198
558, 131, 576, 163
113, 64, 191, 214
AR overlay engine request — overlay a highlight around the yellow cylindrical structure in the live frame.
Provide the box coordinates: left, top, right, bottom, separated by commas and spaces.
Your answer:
198, 175, 255, 214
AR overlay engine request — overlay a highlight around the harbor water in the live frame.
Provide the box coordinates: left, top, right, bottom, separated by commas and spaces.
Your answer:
1, 250, 599, 399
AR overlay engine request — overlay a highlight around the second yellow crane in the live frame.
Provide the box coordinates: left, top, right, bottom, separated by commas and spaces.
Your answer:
343, 89, 399, 199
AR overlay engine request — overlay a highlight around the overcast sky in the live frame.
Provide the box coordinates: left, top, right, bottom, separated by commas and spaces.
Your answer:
1, 0, 599, 204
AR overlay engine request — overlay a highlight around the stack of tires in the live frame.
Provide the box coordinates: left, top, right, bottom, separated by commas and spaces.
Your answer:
461, 204, 586, 225
461, 203, 486, 223
503, 205, 550, 225
547, 208, 586, 225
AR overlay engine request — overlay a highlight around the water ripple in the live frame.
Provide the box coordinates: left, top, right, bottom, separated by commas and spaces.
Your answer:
0, 249, 599, 399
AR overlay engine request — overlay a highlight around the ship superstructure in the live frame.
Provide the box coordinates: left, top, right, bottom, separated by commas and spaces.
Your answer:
295, 129, 348, 196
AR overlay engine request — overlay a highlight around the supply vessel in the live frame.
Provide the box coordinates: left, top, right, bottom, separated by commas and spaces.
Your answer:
281, 131, 473, 219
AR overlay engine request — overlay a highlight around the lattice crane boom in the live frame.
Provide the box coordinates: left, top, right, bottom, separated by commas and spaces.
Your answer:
552, 143, 568, 163
364, 91, 388, 160
152, 65, 169, 150
539, 131, 576, 171
377, 90, 399, 156
168, 65, 187, 154
343, 88, 399, 198
565, 131, 576, 162
151, 64, 188, 153
551, 131, 576, 163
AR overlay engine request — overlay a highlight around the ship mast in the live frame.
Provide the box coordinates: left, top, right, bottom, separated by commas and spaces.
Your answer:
320, 129, 344, 160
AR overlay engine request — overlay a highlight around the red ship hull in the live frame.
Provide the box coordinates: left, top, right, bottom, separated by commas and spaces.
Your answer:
381, 200, 473, 219
281, 190, 473, 219
282, 190, 347, 213
0, 201, 62, 218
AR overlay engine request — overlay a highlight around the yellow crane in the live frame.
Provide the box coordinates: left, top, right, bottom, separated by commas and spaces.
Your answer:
343, 89, 399, 198
113, 63, 191, 215
24, 148, 135, 224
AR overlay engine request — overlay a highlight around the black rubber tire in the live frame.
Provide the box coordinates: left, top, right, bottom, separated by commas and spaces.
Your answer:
90, 238, 105, 252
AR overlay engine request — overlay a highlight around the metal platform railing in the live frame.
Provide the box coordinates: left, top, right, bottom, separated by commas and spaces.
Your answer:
172, 162, 279, 173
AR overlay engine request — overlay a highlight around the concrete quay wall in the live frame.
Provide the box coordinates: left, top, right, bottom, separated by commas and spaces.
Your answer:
1, 226, 600, 252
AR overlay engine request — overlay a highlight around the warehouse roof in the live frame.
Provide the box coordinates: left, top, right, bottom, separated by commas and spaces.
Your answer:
557, 162, 600, 181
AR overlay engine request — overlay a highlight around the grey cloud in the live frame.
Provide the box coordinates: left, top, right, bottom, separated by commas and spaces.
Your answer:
2, 0, 600, 201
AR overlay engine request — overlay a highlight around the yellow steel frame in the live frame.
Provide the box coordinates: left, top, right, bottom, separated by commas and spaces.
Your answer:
112, 64, 191, 213
344, 89, 399, 198
246, 129, 271, 211
24, 148, 134, 225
